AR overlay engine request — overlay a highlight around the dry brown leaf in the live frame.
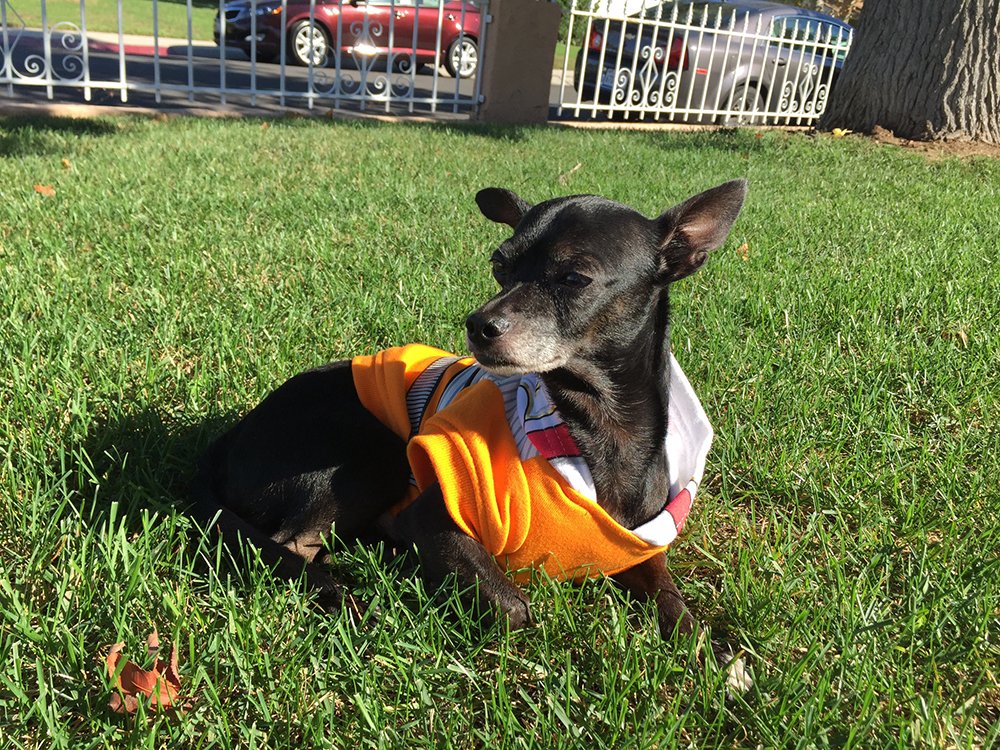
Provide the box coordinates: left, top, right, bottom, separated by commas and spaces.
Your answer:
33, 184, 56, 197
146, 628, 161, 657
61, 159, 72, 170
105, 631, 181, 714
736, 241, 750, 262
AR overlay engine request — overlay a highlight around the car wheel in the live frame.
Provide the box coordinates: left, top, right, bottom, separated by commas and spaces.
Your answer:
289, 20, 330, 67
444, 36, 478, 79
721, 83, 768, 126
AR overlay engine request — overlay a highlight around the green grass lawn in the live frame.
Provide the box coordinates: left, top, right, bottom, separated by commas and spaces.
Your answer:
0, 115, 998, 748
14, 0, 216, 41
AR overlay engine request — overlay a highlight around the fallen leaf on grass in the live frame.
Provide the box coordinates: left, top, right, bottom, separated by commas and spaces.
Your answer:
736, 241, 750, 261
61, 159, 72, 170
105, 629, 181, 714
33, 184, 56, 197
832, 128, 853, 138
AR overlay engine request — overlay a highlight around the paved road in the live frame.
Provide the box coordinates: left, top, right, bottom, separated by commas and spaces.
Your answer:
2, 29, 479, 117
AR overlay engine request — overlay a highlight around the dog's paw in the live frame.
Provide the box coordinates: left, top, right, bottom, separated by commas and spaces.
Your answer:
505, 594, 532, 631
714, 646, 753, 697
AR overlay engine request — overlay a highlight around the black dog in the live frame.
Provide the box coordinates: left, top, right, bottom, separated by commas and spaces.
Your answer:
193, 179, 749, 686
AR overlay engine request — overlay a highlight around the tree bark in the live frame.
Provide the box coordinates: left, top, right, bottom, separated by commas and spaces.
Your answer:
819, 0, 1000, 143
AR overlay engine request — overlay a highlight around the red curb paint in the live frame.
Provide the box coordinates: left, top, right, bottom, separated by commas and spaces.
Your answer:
88, 41, 171, 57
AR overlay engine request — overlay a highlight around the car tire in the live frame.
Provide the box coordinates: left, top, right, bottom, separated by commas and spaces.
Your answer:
444, 36, 478, 79
289, 20, 330, 67
721, 83, 768, 126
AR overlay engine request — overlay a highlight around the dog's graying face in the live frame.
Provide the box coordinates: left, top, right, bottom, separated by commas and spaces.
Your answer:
466, 180, 748, 375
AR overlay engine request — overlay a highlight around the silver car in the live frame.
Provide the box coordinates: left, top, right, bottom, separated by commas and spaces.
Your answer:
572, 0, 852, 124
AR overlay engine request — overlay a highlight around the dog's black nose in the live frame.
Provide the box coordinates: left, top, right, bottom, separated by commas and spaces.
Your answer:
466, 312, 511, 342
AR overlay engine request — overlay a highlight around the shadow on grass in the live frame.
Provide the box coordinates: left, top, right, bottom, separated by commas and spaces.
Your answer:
75, 406, 235, 523
431, 120, 540, 143
267, 112, 538, 143
0, 115, 124, 157
66, 404, 440, 619
632, 125, 777, 154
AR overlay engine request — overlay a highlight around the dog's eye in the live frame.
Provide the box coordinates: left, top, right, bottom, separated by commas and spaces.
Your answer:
491, 257, 509, 280
558, 271, 592, 288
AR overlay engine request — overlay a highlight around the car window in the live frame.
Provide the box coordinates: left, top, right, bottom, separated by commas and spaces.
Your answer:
771, 16, 846, 43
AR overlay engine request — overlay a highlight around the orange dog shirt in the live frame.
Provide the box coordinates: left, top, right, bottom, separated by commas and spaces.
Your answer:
352, 345, 712, 582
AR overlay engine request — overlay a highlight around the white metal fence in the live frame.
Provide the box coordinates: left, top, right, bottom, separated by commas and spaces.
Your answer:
557, 0, 853, 125
0, 0, 487, 115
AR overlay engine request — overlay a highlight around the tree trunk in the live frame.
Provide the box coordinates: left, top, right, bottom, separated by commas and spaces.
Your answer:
819, 0, 1000, 143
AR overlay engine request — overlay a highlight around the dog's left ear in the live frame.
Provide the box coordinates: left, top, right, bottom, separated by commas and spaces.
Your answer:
476, 188, 533, 229
655, 179, 748, 284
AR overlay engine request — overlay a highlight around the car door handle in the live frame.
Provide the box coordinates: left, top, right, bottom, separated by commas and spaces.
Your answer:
777, 57, 787, 66
395, 10, 407, 18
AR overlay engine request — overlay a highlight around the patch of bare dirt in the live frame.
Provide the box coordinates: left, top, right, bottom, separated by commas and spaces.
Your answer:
869, 125, 1000, 160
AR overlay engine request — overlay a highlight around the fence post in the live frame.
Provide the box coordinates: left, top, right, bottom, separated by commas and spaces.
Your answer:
477, 0, 562, 124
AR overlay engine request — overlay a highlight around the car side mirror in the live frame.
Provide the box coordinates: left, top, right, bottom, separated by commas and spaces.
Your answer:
350, 0, 365, 7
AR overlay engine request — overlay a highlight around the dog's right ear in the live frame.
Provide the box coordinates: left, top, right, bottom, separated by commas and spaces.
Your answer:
476, 188, 532, 229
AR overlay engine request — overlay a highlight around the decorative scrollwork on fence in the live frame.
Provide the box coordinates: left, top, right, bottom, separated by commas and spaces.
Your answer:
634, 45, 664, 107
4, 15, 86, 83
612, 44, 675, 109
809, 82, 830, 115
778, 62, 820, 115
385, 52, 416, 97
660, 70, 679, 108
611, 68, 632, 106
49, 21, 85, 81
311, 17, 413, 101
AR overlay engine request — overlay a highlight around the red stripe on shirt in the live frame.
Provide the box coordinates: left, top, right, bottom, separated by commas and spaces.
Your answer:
527, 423, 581, 459
665, 488, 692, 531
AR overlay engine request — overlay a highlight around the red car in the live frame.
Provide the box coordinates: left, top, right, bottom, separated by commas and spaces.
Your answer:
214, 0, 481, 78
